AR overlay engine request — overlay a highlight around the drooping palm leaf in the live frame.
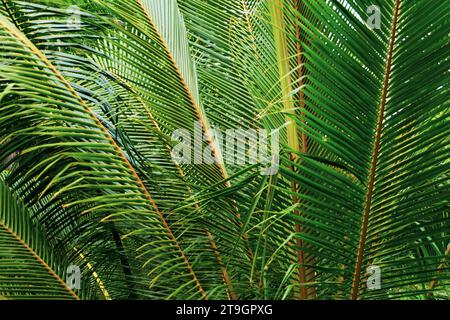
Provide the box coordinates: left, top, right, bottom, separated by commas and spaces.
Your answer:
0, 179, 80, 299
0, 13, 210, 299
0, 0, 448, 300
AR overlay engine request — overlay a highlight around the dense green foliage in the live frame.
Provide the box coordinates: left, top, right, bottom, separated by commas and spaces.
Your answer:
0, 0, 448, 300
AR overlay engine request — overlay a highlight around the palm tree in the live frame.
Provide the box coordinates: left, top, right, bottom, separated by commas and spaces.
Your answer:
0, 0, 448, 300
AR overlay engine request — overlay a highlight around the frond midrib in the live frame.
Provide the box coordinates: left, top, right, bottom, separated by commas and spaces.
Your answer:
0, 15, 207, 299
351, 0, 402, 300
135, 0, 230, 183
0, 204, 79, 299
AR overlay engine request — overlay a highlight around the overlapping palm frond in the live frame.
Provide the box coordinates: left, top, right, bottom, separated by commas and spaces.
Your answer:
0, 11, 211, 299
0, 0, 448, 300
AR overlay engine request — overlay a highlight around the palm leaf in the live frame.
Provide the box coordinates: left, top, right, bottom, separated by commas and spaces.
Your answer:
0, 179, 80, 300
0, 0, 448, 300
